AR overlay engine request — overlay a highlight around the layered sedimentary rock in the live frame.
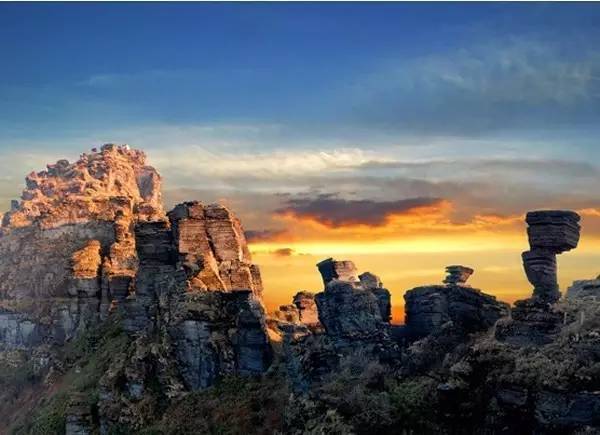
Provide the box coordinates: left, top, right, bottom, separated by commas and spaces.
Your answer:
404, 265, 508, 338
0, 144, 164, 301
167, 201, 263, 296
567, 277, 600, 299
522, 210, 580, 302
0, 145, 166, 352
169, 290, 272, 390
0, 145, 273, 405
314, 259, 391, 341
496, 210, 581, 346
443, 265, 474, 286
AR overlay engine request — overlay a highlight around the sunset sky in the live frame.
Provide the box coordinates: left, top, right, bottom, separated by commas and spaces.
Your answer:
2, 3, 600, 321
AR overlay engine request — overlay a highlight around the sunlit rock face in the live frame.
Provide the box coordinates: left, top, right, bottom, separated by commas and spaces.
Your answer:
404, 265, 508, 339
0, 144, 165, 302
167, 201, 263, 296
0, 144, 166, 352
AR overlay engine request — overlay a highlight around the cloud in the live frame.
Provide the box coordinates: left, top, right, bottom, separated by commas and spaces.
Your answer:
349, 37, 600, 133
245, 229, 288, 243
271, 248, 295, 257
276, 195, 446, 228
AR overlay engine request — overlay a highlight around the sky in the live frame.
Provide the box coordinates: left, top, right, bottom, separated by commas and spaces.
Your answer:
2, 3, 600, 321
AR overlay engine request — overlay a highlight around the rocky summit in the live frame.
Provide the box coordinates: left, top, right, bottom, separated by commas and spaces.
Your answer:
1, 149, 600, 435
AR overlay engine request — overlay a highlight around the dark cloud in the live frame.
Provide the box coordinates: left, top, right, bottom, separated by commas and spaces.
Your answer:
271, 248, 295, 257
245, 229, 287, 243
276, 195, 445, 227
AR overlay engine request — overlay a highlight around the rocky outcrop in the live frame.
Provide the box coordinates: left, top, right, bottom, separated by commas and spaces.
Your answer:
523, 210, 580, 302
314, 259, 391, 341
316, 258, 359, 285
167, 201, 263, 296
0, 144, 166, 351
404, 265, 508, 339
169, 291, 272, 390
293, 291, 319, 326
497, 210, 581, 346
567, 277, 600, 299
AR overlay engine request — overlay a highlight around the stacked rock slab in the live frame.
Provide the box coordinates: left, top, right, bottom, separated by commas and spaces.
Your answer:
404, 266, 508, 339
524, 210, 580, 302
167, 201, 263, 296
124, 201, 272, 389
496, 210, 581, 346
314, 258, 391, 341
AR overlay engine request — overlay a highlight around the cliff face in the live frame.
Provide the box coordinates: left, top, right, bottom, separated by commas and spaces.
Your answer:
0, 144, 164, 302
168, 201, 263, 296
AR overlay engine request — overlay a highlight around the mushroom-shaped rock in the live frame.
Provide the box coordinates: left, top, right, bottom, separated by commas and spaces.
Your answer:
443, 265, 474, 286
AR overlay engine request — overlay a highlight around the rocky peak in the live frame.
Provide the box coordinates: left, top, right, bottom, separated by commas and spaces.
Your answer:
2, 143, 164, 230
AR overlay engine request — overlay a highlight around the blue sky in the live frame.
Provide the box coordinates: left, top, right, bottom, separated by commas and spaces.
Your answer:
5, 2, 600, 308
2, 2, 600, 222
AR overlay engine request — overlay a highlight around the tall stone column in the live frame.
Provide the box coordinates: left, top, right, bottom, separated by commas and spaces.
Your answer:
522, 210, 580, 303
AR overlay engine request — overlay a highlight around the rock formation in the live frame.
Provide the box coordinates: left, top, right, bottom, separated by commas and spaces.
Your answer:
496, 210, 581, 346
0, 144, 272, 406
567, 276, 600, 299
316, 258, 359, 285
523, 210, 580, 302
293, 291, 319, 326
168, 201, 263, 296
443, 265, 473, 286
314, 259, 391, 341
404, 265, 508, 338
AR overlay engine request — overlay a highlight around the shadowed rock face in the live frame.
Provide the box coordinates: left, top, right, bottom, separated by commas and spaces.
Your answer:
497, 210, 581, 346
522, 210, 581, 303
314, 259, 391, 340
567, 278, 600, 299
404, 265, 508, 338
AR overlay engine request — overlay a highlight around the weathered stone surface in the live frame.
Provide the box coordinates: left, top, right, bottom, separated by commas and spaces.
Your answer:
169, 291, 272, 390
404, 285, 508, 338
522, 249, 559, 301
0, 144, 165, 324
443, 265, 474, 286
566, 278, 600, 299
316, 258, 359, 286
65, 392, 93, 435
313, 259, 392, 341
168, 201, 263, 296
495, 299, 563, 346
497, 210, 581, 346
274, 304, 300, 323
293, 291, 320, 326
404, 267, 508, 338
316, 280, 389, 341
526, 210, 581, 254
